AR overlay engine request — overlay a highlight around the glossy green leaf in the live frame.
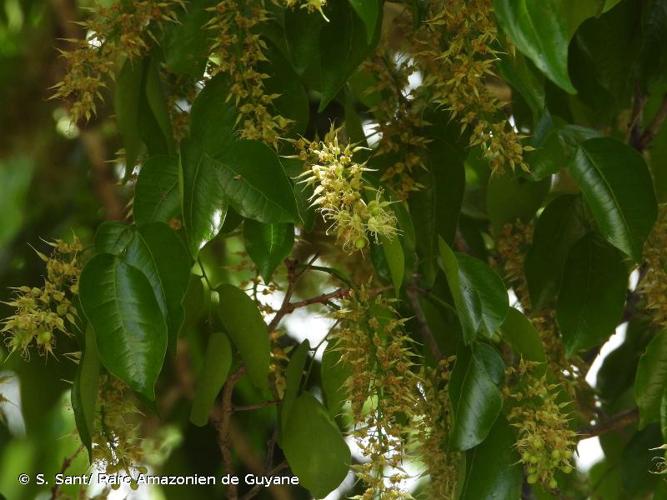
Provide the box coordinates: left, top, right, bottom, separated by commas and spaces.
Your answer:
71, 326, 100, 461
284, 7, 323, 75
348, 0, 381, 42
282, 393, 351, 498
181, 141, 228, 255
281, 340, 310, 431
217, 284, 270, 390
635, 330, 667, 428
321, 339, 351, 418
134, 155, 180, 225
318, 0, 380, 110
144, 56, 174, 154
459, 417, 523, 500
190, 332, 233, 427
500, 308, 546, 363
95, 221, 134, 255
115, 59, 145, 171
163, 0, 213, 77
243, 220, 294, 283
189, 75, 238, 157
439, 238, 509, 343
494, 0, 601, 93
381, 235, 404, 295
525, 194, 589, 310
486, 172, 550, 233
557, 234, 628, 357
569, 137, 657, 261
79, 254, 168, 400
449, 343, 505, 450
217, 140, 299, 224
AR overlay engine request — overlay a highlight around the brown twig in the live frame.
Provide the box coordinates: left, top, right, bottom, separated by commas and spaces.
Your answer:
628, 82, 648, 148
638, 93, 667, 151
233, 400, 280, 412
212, 366, 247, 500
240, 462, 290, 500
50, 444, 84, 499
406, 283, 442, 361
578, 408, 639, 438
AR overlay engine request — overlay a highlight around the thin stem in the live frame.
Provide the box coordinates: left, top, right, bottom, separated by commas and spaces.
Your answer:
578, 408, 638, 438
638, 93, 667, 150
50, 444, 84, 500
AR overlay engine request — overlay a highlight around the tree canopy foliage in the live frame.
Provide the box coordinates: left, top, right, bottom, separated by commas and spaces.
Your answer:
1, 0, 667, 499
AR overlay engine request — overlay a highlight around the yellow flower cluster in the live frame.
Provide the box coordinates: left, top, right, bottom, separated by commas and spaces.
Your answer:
52, 0, 184, 123
333, 287, 420, 499
2, 238, 82, 358
415, 358, 460, 499
504, 360, 576, 490
93, 376, 147, 489
363, 53, 430, 200
207, 0, 291, 146
295, 128, 398, 253
411, 0, 530, 173
283, 0, 327, 17
640, 204, 667, 328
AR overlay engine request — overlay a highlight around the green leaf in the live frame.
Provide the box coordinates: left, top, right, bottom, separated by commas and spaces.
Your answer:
348, 0, 381, 42
459, 417, 523, 500
189, 75, 238, 157
635, 330, 667, 428
449, 343, 505, 450
282, 393, 351, 498
79, 254, 168, 400
556, 234, 628, 357
486, 172, 550, 233
321, 339, 351, 418
216, 284, 271, 390
318, 0, 380, 110
494, 0, 601, 93
569, 137, 658, 261
281, 340, 310, 432
438, 238, 509, 343
284, 7, 323, 75
0, 156, 34, 247
381, 235, 404, 295
525, 194, 589, 310
181, 141, 228, 256
243, 220, 294, 283
125, 223, 192, 347
144, 55, 175, 154
71, 326, 100, 461
115, 59, 145, 171
94, 221, 134, 255
134, 155, 180, 225
190, 332, 233, 427
500, 308, 546, 363
163, 0, 213, 77
217, 140, 300, 224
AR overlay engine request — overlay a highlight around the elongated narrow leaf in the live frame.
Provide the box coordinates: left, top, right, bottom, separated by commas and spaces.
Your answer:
217, 284, 270, 390
381, 235, 404, 295
282, 393, 351, 498
348, 0, 381, 42
145, 55, 174, 154
115, 59, 145, 172
525, 194, 589, 310
243, 220, 294, 283
318, 0, 380, 110
79, 254, 168, 400
134, 155, 180, 225
500, 308, 546, 363
71, 326, 100, 461
321, 339, 351, 419
557, 234, 628, 357
636, 330, 667, 428
494, 0, 601, 93
439, 238, 509, 343
181, 140, 228, 255
189, 75, 237, 157
459, 417, 523, 500
449, 343, 505, 450
190, 332, 233, 427
281, 340, 310, 432
217, 141, 299, 224
569, 138, 657, 261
